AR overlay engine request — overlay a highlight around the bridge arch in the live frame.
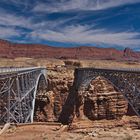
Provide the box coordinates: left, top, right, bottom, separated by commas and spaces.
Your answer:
59, 68, 140, 124
31, 73, 48, 122
75, 68, 140, 118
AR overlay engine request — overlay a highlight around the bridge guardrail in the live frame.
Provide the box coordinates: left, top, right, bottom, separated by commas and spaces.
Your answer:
0, 67, 44, 74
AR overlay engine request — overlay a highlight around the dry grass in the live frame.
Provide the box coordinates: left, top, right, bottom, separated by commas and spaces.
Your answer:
0, 58, 64, 68
80, 59, 140, 69
0, 58, 140, 69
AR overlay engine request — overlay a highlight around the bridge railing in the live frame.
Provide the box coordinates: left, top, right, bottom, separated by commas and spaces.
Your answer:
0, 67, 43, 74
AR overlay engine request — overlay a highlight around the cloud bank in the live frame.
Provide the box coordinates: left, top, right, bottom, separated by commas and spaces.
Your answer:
30, 25, 140, 48
0, 0, 140, 50
33, 0, 140, 13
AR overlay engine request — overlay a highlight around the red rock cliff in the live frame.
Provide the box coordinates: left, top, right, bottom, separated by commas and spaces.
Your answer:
0, 39, 140, 60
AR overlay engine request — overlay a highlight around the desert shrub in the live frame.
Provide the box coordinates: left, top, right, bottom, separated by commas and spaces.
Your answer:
123, 134, 132, 140
64, 60, 74, 66
73, 61, 82, 67
64, 60, 82, 67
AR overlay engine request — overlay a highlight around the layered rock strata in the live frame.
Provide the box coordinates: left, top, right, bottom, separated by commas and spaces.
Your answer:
34, 67, 74, 122
0, 39, 140, 60
75, 77, 128, 121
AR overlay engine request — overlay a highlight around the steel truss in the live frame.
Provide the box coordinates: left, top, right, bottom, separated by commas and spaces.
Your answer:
0, 67, 47, 124
74, 68, 140, 117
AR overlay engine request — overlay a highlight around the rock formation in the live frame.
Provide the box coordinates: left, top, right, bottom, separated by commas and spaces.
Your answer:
75, 77, 128, 121
34, 67, 74, 122
0, 39, 140, 60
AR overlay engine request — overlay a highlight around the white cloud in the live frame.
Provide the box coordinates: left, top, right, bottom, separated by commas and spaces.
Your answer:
33, 0, 140, 13
29, 25, 140, 48
0, 15, 28, 28
0, 8, 75, 31
0, 26, 20, 38
0, 11, 32, 29
31, 17, 76, 30
0, 8, 76, 39
0, 0, 30, 9
0, 10, 32, 39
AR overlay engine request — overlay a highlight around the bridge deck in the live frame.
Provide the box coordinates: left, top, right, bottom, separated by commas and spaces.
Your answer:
76, 67, 140, 73
0, 67, 43, 74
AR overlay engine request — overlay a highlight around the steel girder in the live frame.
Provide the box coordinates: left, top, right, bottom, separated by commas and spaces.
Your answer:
74, 68, 140, 117
0, 68, 47, 124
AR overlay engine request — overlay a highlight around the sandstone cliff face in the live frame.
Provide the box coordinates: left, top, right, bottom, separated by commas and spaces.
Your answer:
34, 67, 74, 122
75, 77, 128, 121
0, 39, 140, 60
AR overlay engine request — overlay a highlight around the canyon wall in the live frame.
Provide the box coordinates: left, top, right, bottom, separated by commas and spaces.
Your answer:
33, 66, 137, 124
0, 39, 140, 60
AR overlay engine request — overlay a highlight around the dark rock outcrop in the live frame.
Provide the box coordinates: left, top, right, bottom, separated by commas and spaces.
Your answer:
124, 48, 140, 59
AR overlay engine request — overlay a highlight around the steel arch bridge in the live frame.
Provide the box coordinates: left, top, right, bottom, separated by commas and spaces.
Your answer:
59, 67, 140, 124
73, 68, 140, 117
0, 67, 47, 124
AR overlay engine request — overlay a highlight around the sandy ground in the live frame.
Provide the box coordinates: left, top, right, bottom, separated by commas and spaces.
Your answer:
1, 123, 140, 140
0, 58, 140, 69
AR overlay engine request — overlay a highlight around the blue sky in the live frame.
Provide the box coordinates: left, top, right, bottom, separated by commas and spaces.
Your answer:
0, 0, 140, 50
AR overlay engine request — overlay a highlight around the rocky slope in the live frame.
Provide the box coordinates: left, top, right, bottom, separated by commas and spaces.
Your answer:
0, 39, 140, 60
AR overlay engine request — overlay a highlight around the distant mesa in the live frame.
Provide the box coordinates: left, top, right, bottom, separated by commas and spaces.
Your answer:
0, 39, 140, 61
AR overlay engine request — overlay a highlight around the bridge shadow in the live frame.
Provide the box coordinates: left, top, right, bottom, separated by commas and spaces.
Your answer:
126, 104, 137, 116
58, 84, 76, 124
34, 97, 50, 121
